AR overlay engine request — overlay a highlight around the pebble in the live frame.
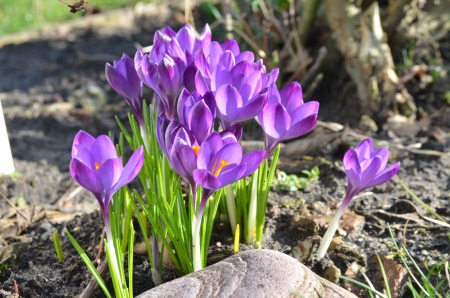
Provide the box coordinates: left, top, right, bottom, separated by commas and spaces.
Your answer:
421, 250, 429, 256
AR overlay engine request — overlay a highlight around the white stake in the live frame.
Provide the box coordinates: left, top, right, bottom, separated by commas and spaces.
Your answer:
0, 100, 15, 175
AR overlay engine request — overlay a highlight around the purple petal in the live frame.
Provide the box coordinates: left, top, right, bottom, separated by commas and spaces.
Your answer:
265, 68, 279, 87
359, 156, 383, 188
236, 51, 255, 64
289, 101, 320, 125
371, 148, 389, 169
193, 169, 221, 190
209, 143, 243, 171
194, 51, 210, 78
216, 165, 246, 187
355, 138, 374, 161
206, 41, 222, 69
112, 146, 144, 193
221, 40, 240, 56
220, 124, 243, 142
176, 25, 195, 54
280, 113, 318, 141
171, 141, 198, 185
215, 84, 242, 127
197, 132, 222, 169
193, 24, 212, 54
240, 150, 265, 177
72, 145, 95, 171
97, 157, 123, 193
183, 62, 198, 93
188, 101, 213, 144
233, 92, 268, 124
211, 65, 232, 91
258, 103, 290, 139
237, 69, 262, 102
70, 158, 104, 195
203, 91, 216, 119
218, 51, 236, 70
156, 114, 170, 157
72, 131, 95, 155
343, 149, 362, 186
279, 82, 303, 114
177, 89, 191, 126
364, 162, 400, 189
91, 135, 118, 163
194, 71, 210, 96
267, 85, 281, 105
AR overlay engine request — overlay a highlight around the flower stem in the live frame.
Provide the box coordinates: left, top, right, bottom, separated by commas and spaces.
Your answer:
316, 200, 348, 260
225, 184, 237, 235
104, 209, 127, 298
139, 124, 150, 154
192, 212, 203, 272
246, 168, 258, 245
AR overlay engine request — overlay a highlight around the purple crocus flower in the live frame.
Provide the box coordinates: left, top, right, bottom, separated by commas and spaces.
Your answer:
343, 138, 401, 202
70, 130, 144, 215
193, 131, 265, 216
105, 54, 144, 126
258, 82, 319, 158
70, 130, 144, 289
135, 48, 185, 119
154, 24, 211, 61
156, 115, 198, 187
177, 89, 215, 144
316, 138, 400, 259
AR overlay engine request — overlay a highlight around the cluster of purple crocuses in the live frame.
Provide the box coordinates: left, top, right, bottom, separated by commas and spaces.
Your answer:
105, 24, 320, 221
70, 23, 401, 276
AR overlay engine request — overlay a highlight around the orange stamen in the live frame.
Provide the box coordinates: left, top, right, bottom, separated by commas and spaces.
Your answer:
213, 159, 229, 177
192, 145, 200, 156
95, 161, 104, 171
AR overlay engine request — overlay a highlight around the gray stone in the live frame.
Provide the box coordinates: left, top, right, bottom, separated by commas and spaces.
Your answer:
137, 249, 357, 298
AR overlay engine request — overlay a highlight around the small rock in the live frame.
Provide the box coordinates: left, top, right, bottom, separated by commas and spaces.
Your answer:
323, 264, 341, 284
269, 207, 280, 217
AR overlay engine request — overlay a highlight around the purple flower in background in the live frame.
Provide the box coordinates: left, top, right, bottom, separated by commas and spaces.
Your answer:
316, 138, 400, 259
135, 49, 184, 119
214, 84, 268, 129
154, 24, 211, 61
258, 82, 319, 158
188, 40, 269, 94
105, 54, 144, 126
70, 131, 144, 214
193, 131, 265, 214
343, 138, 400, 203
177, 89, 215, 144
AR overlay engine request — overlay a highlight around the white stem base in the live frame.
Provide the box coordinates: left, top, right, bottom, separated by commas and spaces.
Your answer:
316, 210, 342, 260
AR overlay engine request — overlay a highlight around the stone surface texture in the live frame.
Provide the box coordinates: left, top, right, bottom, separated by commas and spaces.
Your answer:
137, 249, 357, 298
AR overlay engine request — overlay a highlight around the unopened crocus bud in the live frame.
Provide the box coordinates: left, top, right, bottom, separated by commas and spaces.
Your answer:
106, 54, 144, 126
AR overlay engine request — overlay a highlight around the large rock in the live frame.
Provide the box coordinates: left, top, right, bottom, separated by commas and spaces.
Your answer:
137, 249, 357, 298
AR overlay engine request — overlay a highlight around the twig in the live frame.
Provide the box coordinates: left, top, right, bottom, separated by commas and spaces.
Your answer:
94, 228, 106, 265
79, 258, 109, 298
0, 190, 30, 222
403, 219, 409, 247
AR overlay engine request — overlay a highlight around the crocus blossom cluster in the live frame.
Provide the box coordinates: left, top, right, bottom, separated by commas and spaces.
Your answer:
316, 138, 400, 260
107, 24, 319, 196
104, 24, 320, 272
